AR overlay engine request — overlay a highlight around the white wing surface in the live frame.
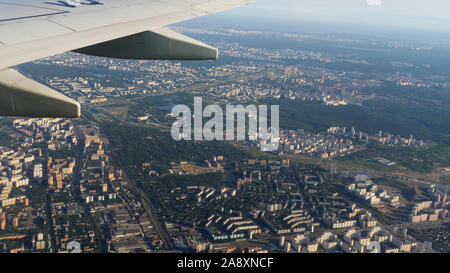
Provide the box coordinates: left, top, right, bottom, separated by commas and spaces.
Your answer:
0, 0, 255, 118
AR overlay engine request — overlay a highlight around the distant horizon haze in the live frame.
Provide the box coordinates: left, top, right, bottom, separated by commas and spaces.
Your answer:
210, 0, 450, 38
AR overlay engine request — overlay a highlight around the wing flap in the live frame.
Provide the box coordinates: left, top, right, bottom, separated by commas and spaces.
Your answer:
0, 19, 72, 45
0, 69, 80, 118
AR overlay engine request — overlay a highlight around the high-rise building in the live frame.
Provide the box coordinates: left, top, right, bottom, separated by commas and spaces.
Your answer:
0, 212, 6, 230
56, 176, 63, 189
279, 236, 285, 248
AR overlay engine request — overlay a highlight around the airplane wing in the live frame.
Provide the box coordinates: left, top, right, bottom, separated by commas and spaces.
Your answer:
0, 0, 255, 118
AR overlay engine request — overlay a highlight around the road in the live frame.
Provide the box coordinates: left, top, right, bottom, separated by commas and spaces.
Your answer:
87, 101, 175, 250
119, 168, 175, 250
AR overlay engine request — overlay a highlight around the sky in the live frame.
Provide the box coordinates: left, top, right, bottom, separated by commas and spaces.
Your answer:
218, 0, 450, 34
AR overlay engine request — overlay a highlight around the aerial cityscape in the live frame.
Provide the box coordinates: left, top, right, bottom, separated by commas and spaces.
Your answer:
0, 0, 448, 256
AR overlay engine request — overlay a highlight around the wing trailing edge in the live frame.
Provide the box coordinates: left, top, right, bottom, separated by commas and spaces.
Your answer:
0, 69, 80, 118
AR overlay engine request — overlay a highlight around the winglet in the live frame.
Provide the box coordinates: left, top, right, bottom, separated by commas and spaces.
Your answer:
0, 69, 80, 118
